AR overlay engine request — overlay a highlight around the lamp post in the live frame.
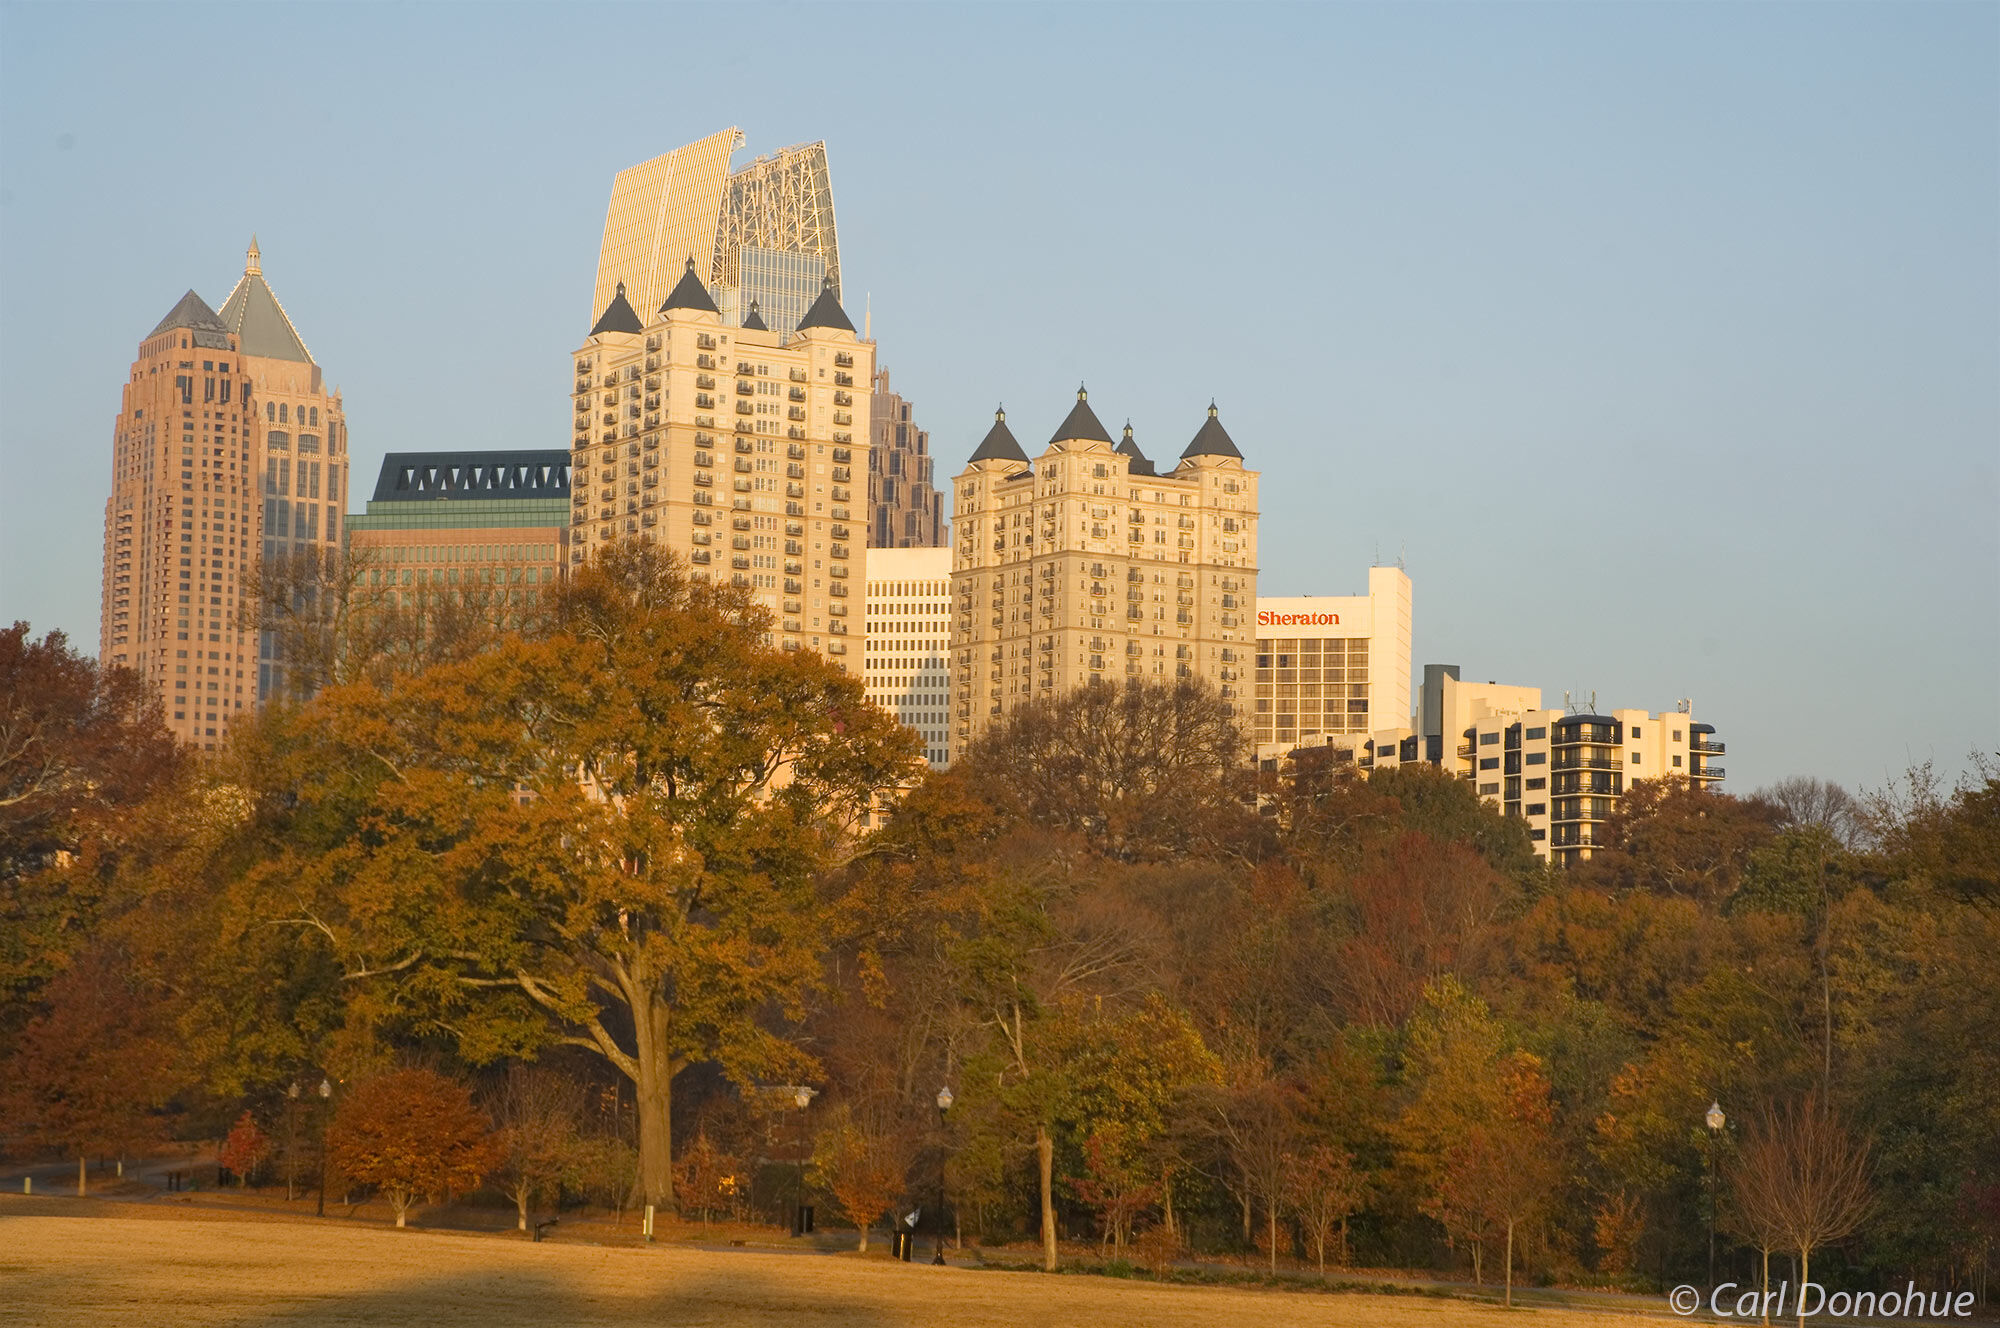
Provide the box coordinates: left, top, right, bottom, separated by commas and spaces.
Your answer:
285, 1082, 300, 1202
315, 1078, 333, 1218
1705, 1100, 1725, 1287
792, 1086, 814, 1237
933, 1086, 953, 1266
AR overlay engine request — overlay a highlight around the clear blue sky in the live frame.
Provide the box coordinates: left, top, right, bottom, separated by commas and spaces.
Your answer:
2, 2, 1994, 795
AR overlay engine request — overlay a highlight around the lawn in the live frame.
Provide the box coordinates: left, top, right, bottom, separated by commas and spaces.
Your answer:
0, 1194, 1674, 1327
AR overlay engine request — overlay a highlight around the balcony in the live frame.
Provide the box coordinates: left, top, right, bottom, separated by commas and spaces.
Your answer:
1692, 765, 1727, 780
834, 352, 853, 368
1692, 739, 1725, 754
1552, 756, 1620, 771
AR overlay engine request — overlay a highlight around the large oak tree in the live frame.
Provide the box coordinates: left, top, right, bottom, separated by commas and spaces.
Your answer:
247, 546, 918, 1208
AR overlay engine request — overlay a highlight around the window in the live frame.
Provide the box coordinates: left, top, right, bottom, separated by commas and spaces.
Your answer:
1529, 828, 1546, 842
1526, 777, 1546, 790
1673, 729, 1683, 741
1672, 755, 1683, 768
1479, 732, 1498, 745
1631, 752, 1642, 764
279, 404, 288, 423
1632, 726, 1641, 739
1478, 782, 1500, 796
1479, 757, 1499, 770
1526, 726, 1546, 740
1526, 752, 1545, 765
1527, 803, 1546, 816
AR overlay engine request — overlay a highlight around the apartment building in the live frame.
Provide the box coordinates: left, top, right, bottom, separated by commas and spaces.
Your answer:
570, 263, 870, 675
949, 390, 1258, 748
1406, 668, 1725, 865
864, 546, 953, 767
1251, 566, 1413, 762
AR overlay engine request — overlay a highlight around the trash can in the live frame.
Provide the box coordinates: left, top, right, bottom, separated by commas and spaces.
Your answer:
891, 1230, 914, 1261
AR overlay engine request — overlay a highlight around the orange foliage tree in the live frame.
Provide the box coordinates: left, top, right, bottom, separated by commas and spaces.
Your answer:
325, 1068, 499, 1227
810, 1105, 914, 1252
218, 1110, 270, 1188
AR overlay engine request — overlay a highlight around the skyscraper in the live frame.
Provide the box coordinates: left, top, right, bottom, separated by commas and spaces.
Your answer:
948, 391, 1259, 749
571, 263, 871, 674
98, 241, 349, 748
100, 291, 261, 751
593, 130, 841, 339
215, 239, 351, 701
867, 368, 946, 548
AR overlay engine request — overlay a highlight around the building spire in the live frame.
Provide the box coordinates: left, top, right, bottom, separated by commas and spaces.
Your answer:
246, 235, 261, 277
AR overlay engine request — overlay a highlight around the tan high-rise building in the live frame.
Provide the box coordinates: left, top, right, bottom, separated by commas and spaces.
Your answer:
864, 545, 953, 767
100, 290, 262, 751
215, 239, 350, 701
99, 241, 348, 749
948, 390, 1259, 748
570, 263, 871, 674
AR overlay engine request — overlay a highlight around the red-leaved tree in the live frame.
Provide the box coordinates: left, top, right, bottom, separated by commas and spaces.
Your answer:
326, 1069, 499, 1228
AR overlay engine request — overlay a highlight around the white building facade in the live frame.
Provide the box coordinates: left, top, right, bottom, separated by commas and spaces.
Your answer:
865, 545, 954, 767
1251, 565, 1413, 763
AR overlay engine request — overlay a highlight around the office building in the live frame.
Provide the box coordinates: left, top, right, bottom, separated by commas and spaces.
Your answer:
216, 239, 351, 700
868, 368, 946, 549
98, 240, 347, 747
949, 390, 1258, 748
345, 451, 571, 631
593, 131, 841, 339
571, 259, 870, 675
864, 546, 953, 767
1251, 566, 1413, 761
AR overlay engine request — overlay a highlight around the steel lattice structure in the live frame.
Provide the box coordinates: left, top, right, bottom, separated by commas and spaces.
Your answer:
715, 141, 841, 299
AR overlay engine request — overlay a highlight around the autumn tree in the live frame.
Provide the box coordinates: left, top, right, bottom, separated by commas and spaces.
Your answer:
674, 1130, 747, 1226
810, 1104, 915, 1252
245, 545, 918, 1211
956, 678, 1258, 863
0, 948, 179, 1196
219, 1110, 270, 1187
1199, 1075, 1299, 1273
1285, 1143, 1369, 1274
490, 1066, 584, 1231
1431, 1054, 1560, 1307
1070, 1125, 1163, 1255
326, 1068, 499, 1228
1734, 1097, 1873, 1324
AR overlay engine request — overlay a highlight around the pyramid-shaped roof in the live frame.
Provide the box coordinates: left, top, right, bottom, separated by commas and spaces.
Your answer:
1117, 422, 1156, 476
590, 282, 646, 335
741, 300, 768, 331
659, 258, 719, 315
1181, 402, 1242, 459
216, 237, 313, 363
148, 289, 232, 349
796, 276, 854, 333
1049, 385, 1114, 445
968, 406, 1029, 464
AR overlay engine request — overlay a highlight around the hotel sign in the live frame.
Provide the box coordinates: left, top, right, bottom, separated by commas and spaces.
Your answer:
1258, 610, 1340, 626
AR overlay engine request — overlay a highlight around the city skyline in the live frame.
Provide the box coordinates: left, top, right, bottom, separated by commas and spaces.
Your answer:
3, 3, 1995, 792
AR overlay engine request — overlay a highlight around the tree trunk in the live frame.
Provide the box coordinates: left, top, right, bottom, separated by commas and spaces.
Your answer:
1161, 1167, 1175, 1237
1504, 1218, 1515, 1309
1037, 1124, 1058, 1272
515, 1185, 530, 1231
77, 1154, 86, 1198
632, 997, 675, 1213
1472, 1236, 1483, 1286
1799, 1246, 1810, 1328
1762, 1246, 1772, 1325
857, 1222, 869, 1253
1269, 1201, 1279, 1274
1241, 1189, 1252, 1243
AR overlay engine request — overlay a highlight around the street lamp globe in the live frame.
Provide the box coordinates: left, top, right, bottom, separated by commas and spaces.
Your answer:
319, 1078, 332, 1100
936, 1086, 954, 1113
794, 1086, 812, 1110
287, 1082, 300, 1100
1706, 1101, 1725, 1132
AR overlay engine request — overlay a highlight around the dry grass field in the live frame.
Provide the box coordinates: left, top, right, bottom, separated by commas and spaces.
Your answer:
0, 1194, 1672, 1328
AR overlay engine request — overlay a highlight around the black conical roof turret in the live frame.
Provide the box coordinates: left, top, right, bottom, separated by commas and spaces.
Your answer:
590, 282, 645, 335
1049, 384, 1114, 445
1117, 421, 1156, 476
149, 289, 229, 341
1181, 401, 1242, 459
741, 300, 768, 331
968, 405, 1029, 464
659, 258, 719, 314
796, 275, 854, 333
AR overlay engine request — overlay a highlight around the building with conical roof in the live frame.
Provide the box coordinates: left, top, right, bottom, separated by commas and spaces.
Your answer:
570, 251, 873, 674
99, 241, 350, 750
215, 238, 351, 703
947, 388, 1259, 746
